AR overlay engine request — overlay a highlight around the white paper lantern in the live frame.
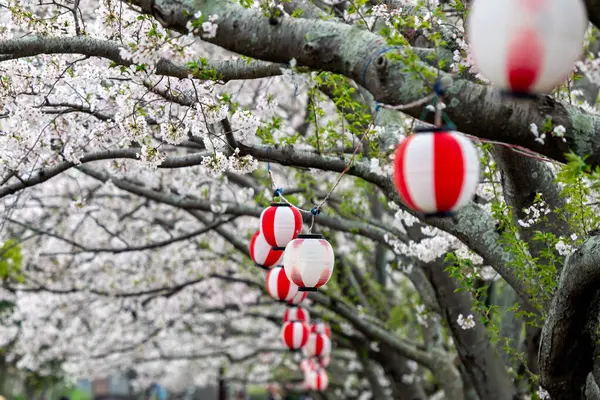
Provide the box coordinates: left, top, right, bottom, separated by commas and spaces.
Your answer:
393, 128, 480, 216
283, 234, 335, 291
306, 368, 329, 391
467, 0, 587, 94
304, 332, 331, 358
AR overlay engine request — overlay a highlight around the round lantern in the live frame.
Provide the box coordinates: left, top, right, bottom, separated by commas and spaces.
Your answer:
306, 368, 329, 391
266, 266, 299, 302
299, 358, 317, 373
310, 321, 331, 338
317, 355, 331, 368
283, 234, 335, 291
281, 320, 310, 351
467, 0, 587, 95
283, 306, 310, 324
304, 332, 331, 358
393, 128, 480, 216
288, 291, 308, 306
260, 203, 303, 250
249, 230, 283, 270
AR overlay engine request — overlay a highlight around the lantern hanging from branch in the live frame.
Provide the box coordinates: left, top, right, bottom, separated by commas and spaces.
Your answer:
266, 266, 299, 302
299, 358, 317, 373
281, 320, 310, 351
283, 234, 335, 291
283, 306, 310, 324
304, 332, 331, 358
288, 291, 308, 306
306, 368, 329, 391
260, 203, 303, 250
467, 0, 587, 95
310, 321, 331, 339
249, 230, 283, 270
393, 128, 480, 216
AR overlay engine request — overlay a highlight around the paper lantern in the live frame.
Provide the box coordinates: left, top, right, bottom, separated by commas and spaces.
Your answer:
306, 368, 329, 391
249, 230, 283, 270
260, 203, 303, 250
467, 0, 587, 95
299, 358, 317, 373
283, 234, 334, 291
310, 322, 331, 338
288, 291, 308, 306
317, 355, 330, 368
393, 128, 480, 216
281, 320, 309, 351
266, 266, 299, 302
283, 306, 310, 324
305, 332, 331, 358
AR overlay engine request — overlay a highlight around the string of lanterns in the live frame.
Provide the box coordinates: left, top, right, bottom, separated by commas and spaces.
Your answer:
246, 8, 590, 384
248, 172, 336, 392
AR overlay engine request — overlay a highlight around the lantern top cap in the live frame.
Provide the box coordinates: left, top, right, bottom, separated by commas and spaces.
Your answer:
413, 126, 455, 133
269, 202, 291, 207
297, 234, 324, 239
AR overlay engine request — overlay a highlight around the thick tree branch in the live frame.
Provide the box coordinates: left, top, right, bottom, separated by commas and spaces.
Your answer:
540, 235, 600, 399
130, 0, 600, 168
0, 36, 283, 82
423, 257, 517, 400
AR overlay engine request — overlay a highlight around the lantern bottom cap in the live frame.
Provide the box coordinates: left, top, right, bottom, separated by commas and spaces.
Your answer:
423, 211, 455, 218
254, 263, 270, 271
299, 287, 318, 292
272, 246, 286, 251
499, 89, 539, 100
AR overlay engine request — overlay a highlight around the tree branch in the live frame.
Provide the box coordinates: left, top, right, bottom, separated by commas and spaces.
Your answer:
130, 0, 600, 167
0, 36, 283, 82
539, 235, 600, 399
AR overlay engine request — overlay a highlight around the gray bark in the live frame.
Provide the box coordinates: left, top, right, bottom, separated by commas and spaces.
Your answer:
423, 258, 517, 400
127, 0, 600, 168
539, 235, 600, 399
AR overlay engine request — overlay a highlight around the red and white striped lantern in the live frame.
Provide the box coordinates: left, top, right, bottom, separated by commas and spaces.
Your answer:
310, 322, 331, 338
288, 291, 308, 306
467, 0, 587, 94
393, 128, 480, 216
260, 203, 303, 250
283, 306, 310, 324
249, 230, 283, 270
317, 355, 331, 368
299, 358, 317, 373
283, 234, 334, 291
266, 266, 299, 302
304, 332, 331, 358
306, 368, 329, 391
281, 320, 310, 351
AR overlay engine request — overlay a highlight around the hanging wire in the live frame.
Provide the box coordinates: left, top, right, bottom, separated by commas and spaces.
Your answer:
267, 111, 381, 232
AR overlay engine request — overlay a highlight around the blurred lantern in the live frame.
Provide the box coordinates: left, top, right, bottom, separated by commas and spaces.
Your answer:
283, 306, 310, 324
299, 358, 317, 373
283, 234, 335, 291
281, 320, 310, 351
249, 230, 283, 270
467, 0, 587, 95
266, 266, 299, 302
288, 291, 308, 306
305, 332, 331, 358
393, 128, 480, 216
317, 355, 331, 368
306, 368, 329, 391
310, 321, 331, 338
260, 203, 303, 250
